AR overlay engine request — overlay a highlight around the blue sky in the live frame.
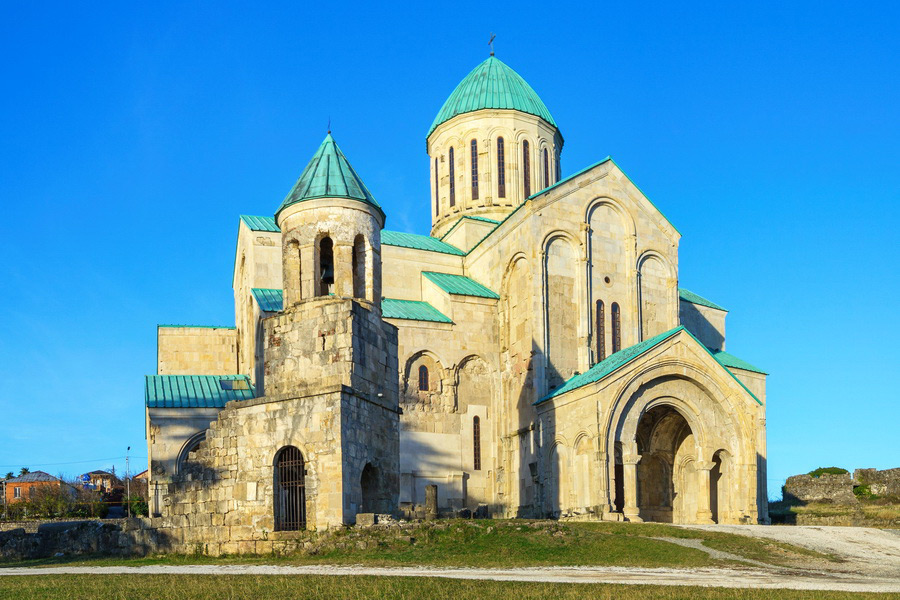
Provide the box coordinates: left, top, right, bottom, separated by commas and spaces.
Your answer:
1, 2, 898, 494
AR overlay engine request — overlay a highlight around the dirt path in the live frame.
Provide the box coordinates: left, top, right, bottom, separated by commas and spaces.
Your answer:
1, 563, 899, 593
680, 524, 900, 578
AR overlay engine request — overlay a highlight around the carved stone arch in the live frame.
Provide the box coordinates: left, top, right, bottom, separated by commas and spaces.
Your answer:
402, 350, 449, 411
636, 250, 677, 341
453, 354, 495, 414
585, 196, 637, 238
547, 438, 570, 515
541, 229, 583, 256
175, 431, 207, 475
500, 252, 536, 433
542, 233, 586, 392
599, 360, 752, 511
636, 250, 676, 279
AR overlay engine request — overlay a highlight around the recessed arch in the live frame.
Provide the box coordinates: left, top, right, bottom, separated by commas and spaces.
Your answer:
175, 431, 207, 476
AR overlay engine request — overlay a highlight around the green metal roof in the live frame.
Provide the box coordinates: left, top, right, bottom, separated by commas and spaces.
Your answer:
240, 215, 280, 232
251, 288, 283, 312
428, 56, 557, 137
439, 216, 501, 241
711, 350, 767, 375
537, 326, 762, 405
422, 271, 499, 299
382, 298, 452, 323
539, 327, 684, 403
382, 230, 465, 255
145, 375, 255, 409
276, 134, 383, 220
679, 288, 727, 311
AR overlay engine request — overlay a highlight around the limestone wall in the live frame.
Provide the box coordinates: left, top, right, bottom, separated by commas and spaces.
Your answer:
679, 300, 727, 352
262, 298, 398, 406
157, 326, 237, 375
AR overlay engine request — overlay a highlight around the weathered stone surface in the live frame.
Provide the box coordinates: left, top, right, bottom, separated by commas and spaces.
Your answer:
784, 473, 857, 505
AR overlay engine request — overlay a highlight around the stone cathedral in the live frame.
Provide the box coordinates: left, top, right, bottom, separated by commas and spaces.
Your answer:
144, 55, 769, 544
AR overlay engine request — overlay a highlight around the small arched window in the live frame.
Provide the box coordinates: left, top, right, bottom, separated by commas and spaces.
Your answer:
543, 148, 550, 188
418, 364, 429, 391
596, 300, 606, 362
448, 147, 456, 207
522, 140, 531, 198
611, 302, 621, 354
473, 416, 482, 471
497, 137, 506, 198
318, 236, 334, 296
470, 139, 479, 200
434, 157, 439, 216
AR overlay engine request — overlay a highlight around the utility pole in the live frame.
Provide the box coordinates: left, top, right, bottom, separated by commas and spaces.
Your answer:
126, 446, 131, 519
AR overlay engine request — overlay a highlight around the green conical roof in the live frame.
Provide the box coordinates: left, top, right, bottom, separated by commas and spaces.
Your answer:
428, 56, 557, 138
276, 133, 382, 219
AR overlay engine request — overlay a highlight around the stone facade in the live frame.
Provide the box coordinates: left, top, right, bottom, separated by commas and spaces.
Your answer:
145, 55, 770, 547
157, 326, 237, 375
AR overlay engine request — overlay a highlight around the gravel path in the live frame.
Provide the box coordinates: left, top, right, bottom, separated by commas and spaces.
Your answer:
1, 563, 899, 593
680, 524, 900, 578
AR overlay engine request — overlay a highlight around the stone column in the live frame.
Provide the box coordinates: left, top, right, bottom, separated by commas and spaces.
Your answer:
300, 244, 316, 299
425, 484, 438, 520
333, 243, 353, 298
695, 460, 716, 524
282, 240, 301, 307
622, 454, 643, 522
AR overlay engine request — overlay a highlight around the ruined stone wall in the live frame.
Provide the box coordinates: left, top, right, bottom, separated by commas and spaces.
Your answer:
157, 326, 237, 375
855, 468, 900, 497
783, 473, 857, 504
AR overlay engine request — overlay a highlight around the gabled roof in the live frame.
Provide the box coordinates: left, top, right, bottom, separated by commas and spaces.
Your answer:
382, 298, 452, 323
276, 134, 383, 220
145, 375, 255, 409
6, 471, 60, 483
422, 271, 499, 299
711, 350, 767, 375
680, 288, 727, 312
439, 215, 501, 241
428, 56, 558, 138
538, 326, 762, 405
540, 327, 684, 402
240, 214, 279, 233
251, 288, 283, 312
382, 231, 465, 256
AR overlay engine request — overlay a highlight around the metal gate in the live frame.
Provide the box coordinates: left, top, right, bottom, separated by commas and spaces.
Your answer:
274, 446, 306, 531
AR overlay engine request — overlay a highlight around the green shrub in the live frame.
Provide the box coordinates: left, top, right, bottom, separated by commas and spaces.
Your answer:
807, 466, 848, 478
853, 484, 877, 499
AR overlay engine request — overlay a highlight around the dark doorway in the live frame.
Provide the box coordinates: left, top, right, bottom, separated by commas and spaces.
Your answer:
274, 446, 306, 531
361, 463, 378, 513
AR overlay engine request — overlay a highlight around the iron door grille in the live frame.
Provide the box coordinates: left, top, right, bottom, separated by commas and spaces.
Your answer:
275, 446, 306, 531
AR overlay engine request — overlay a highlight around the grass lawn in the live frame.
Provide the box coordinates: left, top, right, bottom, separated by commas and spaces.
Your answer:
0, 520, 835, 570
0, 575, 893, 600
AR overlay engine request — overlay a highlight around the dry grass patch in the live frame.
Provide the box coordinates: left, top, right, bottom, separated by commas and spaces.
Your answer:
0, 575, 893, 600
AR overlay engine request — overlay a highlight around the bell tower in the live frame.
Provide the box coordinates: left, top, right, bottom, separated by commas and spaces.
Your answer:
262, 133, 399, 527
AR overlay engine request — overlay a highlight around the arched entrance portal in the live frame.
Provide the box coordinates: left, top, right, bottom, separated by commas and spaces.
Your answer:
635, 405, 700, 523
274, 446, 306, 531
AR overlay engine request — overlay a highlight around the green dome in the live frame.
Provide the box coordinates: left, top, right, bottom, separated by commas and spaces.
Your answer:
276, 133, 383, 220
428, 56, 557, 138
